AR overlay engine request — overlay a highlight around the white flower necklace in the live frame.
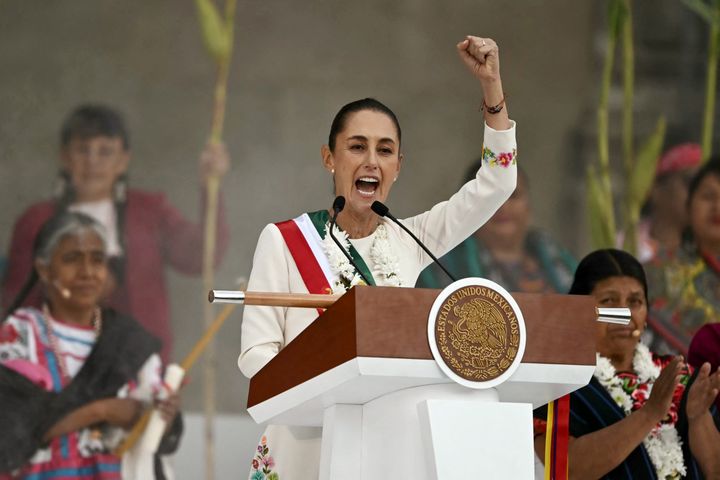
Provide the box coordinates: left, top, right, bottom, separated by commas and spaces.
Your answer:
321, 222, 401, 293
594, 343, 686, 479
369, 223, 402, 287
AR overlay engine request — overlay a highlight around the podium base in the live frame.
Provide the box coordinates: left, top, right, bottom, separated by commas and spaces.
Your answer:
419, 398, 534, 479
319, 383, 534, 480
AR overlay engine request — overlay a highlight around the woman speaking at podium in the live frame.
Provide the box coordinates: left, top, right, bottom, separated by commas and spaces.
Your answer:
238, 35, 517, 479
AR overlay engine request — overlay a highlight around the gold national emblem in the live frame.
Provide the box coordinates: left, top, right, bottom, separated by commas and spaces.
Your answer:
433, 285, 521, 382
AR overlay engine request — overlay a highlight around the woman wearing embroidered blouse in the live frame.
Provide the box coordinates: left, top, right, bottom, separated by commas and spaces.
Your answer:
645, 159, 720, 355
238, 35, 516, 479
0, 212, 181, 479
533, 249, 720, 480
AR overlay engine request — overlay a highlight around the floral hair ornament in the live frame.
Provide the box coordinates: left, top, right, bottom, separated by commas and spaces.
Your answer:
656, 143, 702, 176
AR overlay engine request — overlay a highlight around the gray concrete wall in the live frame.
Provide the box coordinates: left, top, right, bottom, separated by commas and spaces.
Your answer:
0, 0, 598, 414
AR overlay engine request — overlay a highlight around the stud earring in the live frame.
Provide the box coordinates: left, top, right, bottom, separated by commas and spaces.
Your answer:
394, 176, 398, 182
331, 169, 335, 174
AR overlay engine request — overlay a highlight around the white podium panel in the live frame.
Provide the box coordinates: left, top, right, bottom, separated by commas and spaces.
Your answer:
319, 405, 362, 480
318, 384, 504, 480
419, 399, 534, 479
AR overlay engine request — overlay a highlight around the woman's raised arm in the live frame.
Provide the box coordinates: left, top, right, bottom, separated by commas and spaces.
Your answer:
456, 35, 510, 131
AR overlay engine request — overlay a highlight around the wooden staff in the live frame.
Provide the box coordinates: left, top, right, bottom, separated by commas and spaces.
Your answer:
195, 0, 237, 477
114, 304, 237, 456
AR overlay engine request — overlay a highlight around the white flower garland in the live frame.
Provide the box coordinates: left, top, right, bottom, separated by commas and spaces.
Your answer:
369, 223, 402, 287
594, 343, 686, 480
321, 222, 401, 293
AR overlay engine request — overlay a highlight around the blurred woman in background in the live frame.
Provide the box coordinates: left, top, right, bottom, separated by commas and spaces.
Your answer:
1, 104, 230, 362
646, 159, 720, 355
417, 165, 576, 292
0, 212, 180, 479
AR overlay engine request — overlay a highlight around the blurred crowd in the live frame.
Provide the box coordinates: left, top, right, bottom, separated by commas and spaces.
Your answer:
416, 141, 720, 478
0, 104, 230, 479
1, 102, 720, 479
2, 107, 714, 361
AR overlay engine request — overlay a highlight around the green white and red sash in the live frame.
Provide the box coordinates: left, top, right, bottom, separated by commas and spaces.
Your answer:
275, 211, 375, 312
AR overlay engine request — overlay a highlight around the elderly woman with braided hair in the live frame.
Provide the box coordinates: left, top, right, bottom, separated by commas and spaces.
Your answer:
0, 212, 180, 480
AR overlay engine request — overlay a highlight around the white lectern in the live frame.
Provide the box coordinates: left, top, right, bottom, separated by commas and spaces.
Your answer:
245, 286, 596, 479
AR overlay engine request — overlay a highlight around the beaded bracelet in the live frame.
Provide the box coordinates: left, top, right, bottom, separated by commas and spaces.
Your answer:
480, 93, 506, 114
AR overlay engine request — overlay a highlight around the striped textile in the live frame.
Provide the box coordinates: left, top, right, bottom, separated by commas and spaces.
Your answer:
534, 375, 712, 480
0, 307, 161, 479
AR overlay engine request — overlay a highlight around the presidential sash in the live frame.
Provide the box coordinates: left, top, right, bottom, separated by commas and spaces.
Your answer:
275, 210, 376, 314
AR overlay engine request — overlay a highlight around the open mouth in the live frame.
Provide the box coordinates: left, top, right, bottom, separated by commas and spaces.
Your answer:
355, 177, 379, 197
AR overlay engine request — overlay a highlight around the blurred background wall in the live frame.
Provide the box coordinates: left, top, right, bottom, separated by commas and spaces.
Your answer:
0, 0, 710, 475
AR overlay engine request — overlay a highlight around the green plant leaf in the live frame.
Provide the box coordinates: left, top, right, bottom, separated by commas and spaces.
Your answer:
587, 165, 615, 249
680, 0, 715, 24
608, 0, 627, 39
627, 116, 666, 208
620, 116, 665, 254
194, 0, 231, 62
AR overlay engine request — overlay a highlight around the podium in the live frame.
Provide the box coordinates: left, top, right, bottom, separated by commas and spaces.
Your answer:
246, 286, 597, 479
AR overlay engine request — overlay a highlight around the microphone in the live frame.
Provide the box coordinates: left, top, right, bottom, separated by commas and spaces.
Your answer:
53, 280, 71, 299
332, 195, 345, 219
371, 201, 457, 282
328, 196, 372, 286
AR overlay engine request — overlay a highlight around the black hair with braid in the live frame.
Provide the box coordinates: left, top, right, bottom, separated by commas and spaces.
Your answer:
568, 249, 648, 304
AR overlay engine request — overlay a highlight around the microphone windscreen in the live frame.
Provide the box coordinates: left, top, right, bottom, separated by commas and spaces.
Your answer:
371, 201, 389, 217
54, 280, 71, 299
332, 196, 346, 214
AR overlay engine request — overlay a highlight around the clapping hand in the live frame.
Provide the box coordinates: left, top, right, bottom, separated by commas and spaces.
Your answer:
686, 362, 720, 421
643, 356, 684, 423
456, 35, 500, 85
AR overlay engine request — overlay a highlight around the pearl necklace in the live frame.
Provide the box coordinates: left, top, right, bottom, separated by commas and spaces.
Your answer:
41, 304, 102, 380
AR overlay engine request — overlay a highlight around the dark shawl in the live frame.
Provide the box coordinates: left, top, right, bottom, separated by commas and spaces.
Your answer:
534, 374, 720, 480
0, 308, 161, 473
